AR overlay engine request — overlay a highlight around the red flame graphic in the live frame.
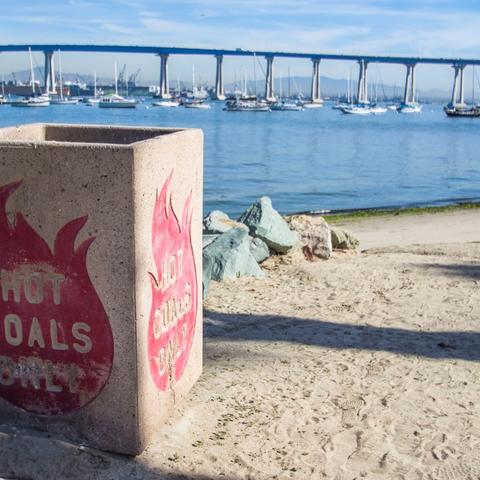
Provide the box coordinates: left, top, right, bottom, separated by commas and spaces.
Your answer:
0, 181, 113, 415
148, 173, 198, 391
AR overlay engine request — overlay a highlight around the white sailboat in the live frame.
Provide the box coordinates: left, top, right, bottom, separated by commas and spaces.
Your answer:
51, 50, 78, 105
11, 48, 50, 107
370, 77, 387, 114
99, 62, 136, 108
85, 71, 100, 106
183, 65, 210, 108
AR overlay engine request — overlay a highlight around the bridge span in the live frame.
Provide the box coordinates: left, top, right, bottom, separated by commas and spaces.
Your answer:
1, 44, 477, 106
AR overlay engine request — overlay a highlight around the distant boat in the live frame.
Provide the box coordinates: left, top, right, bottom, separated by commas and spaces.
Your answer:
12, 48, 49, 107
183, 99, 211, 109
50, 49, 79, 105
340, 104, 371, 115
270, 100, 303, 111
303, 102, 324, 109
152, 99, 180, 107
98, 63, 136, 108
224, 97, 270, 112
11, 94, 50, 107
386, 104, 398, 111
370, 105, 388, 114
99, 93, 136, 108
397, 102, 422, 113
85, 98, 100, 106
444, 104, 480, 117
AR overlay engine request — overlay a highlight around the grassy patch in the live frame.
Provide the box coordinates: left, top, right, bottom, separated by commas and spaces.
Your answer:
322, 202, 480, 224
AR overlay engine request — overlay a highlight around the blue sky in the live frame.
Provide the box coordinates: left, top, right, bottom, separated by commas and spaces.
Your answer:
2, 0, 480, 90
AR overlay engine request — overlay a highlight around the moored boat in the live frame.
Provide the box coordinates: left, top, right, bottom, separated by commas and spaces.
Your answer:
152, 99, 180, 107
340, 103, 371, 115
397, 102, 422, 113
11, 95, 50, 107
99, 94, 136, 108
444, 104, 480, 117
270, 100, 303, 111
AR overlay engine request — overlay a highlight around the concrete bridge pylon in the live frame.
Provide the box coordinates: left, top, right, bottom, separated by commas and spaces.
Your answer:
214, 55, 225, 100
310, 58, 323, 103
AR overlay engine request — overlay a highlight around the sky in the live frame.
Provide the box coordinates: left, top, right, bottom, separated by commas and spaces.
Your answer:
1, 0, 480, 91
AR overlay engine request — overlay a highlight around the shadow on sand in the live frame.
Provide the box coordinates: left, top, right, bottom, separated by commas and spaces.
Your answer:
204, 309, 480, 362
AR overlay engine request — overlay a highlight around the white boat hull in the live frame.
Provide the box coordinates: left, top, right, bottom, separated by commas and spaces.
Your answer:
341, 106, 371, 115
152, 101, 180, 107
99, 101, 136, 108
303, 103, 324, 109
11, 101, 50, 107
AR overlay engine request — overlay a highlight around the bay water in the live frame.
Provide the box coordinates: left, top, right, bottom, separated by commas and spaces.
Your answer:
1, 101, 478, 217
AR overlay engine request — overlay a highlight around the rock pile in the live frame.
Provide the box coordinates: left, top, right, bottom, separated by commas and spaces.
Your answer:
202, 197, 359, 296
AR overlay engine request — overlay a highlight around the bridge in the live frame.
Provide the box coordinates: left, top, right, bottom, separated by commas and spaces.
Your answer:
2, 44, 477, 106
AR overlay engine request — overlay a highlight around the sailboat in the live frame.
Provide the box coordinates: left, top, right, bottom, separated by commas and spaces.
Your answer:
183, 65, 210, 108
99, 62, 136, 108
369, 73, 387, 114
271, 69, 304, 111
84, 72, 100, 106
51, 50, 78, 105
11, 48, 50, 107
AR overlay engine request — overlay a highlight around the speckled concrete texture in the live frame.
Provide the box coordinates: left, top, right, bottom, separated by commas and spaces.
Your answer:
0, 123, 203, 455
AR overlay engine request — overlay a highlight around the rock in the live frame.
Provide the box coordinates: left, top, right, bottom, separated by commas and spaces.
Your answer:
250, 237, 270, 263
286, 214, 332, 260
238, 197, 298, 253
331, 228, 360, 250
202, 254, 213, 298
203, 210, 248, 234
202, 228, 263, 283
203, 234, 219, 249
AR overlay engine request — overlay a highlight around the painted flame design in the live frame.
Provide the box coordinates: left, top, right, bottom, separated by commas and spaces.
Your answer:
0, 181, 113, 415
148, 173, 198, 391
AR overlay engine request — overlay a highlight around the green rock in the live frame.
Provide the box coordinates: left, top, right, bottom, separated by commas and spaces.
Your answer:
203, 210, 248, 234
238, 197, 298, 253
250, 237, 270, 263
202, 228, 263, 287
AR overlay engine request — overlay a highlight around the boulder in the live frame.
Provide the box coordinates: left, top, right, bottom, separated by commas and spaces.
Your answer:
202, 228, 263, 285
331, 228, 360, 250
286, 214, 332, 260
238, 197, 298, 253
203, 210, 248, 234
203, 234, 219, 249
250, 237, 270, 263
202, 254, 214, 298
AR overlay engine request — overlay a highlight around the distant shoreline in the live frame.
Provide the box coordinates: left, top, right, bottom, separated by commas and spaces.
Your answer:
301, 201, 480, 224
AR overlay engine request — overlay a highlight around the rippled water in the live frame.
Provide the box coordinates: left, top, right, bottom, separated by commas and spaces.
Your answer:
1, 101, 479, 217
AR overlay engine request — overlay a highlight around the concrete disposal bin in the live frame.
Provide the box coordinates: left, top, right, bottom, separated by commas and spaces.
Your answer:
0, 123, 203, 455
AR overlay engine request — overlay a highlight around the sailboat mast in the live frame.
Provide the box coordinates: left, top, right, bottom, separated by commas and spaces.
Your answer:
192, 65, 195, 96
29, 47, 35, 95
288, 67, 291, 99
58, 50, 64, 100
472, 66, 475, 105
347, 69, 351, 104
94, 71, 97, 98
114, 62, 118, 95
253, 53, 257, 97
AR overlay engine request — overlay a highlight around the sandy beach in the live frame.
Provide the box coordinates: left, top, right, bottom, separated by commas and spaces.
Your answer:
1, 209, 479, 480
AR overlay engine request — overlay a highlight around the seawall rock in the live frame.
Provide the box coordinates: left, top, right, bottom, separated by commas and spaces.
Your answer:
331, 228, 360, 250
203, 228, 264, 290
238, 197, 298, 253
204, 210, 248, 234
250, 237, 270, 263
286, 214, 332, 260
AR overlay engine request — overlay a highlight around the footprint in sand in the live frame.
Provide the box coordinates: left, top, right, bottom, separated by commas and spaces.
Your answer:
435, 458, 480, 480
334, 396, 366, 428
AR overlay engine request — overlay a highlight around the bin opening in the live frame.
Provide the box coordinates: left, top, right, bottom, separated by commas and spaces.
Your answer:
0, 124, 180, 145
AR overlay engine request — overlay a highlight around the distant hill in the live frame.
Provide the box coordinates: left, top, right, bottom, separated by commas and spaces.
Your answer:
3, 68, 451, 101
